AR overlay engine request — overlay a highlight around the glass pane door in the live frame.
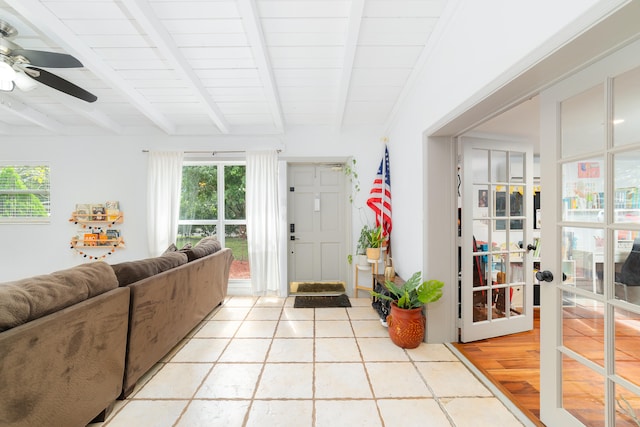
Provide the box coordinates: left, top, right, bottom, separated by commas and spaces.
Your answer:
461, 137, 534, 343
540, 59, 640, 427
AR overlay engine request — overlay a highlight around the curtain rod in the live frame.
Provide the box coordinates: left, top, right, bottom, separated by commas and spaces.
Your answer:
142, 149, 281, 154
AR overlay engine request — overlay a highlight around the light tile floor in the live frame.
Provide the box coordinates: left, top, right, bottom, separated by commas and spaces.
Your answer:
93, 296, 523, 427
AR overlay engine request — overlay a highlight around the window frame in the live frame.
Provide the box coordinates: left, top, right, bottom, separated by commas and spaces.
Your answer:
179, 160, 248, 280
0, 163, 51, 224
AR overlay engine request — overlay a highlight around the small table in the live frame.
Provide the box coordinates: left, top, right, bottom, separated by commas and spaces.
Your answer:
371, 274, 405, 322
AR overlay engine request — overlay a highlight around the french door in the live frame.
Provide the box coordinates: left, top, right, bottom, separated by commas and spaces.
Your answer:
460, 136, 534, 342
539, 39, 640, 426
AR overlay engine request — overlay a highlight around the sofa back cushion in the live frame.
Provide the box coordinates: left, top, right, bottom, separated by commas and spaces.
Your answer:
111, 251, 188, 286
181, 237, 222, 262
0, 262, 119, 332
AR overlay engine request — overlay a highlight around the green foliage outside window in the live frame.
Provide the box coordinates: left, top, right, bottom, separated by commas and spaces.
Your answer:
0, 166, 49, 219
225, 165, 246, 220
178, 164, 248, 264
180, 165, 218, 221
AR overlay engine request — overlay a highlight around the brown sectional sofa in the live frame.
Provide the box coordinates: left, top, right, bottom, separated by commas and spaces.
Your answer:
0, 239, 233, 426
118, 242, 233, 396
0, 262, 130, 427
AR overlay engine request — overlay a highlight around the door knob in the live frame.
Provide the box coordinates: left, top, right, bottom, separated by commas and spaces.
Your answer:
526, 243, 537, 252
536, 270, 554, 282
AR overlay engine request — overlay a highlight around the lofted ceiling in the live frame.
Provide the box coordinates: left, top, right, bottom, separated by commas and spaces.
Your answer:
0, 0, 449, 136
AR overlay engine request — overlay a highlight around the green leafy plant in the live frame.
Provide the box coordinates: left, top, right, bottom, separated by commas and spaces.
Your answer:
344, 158, 360, 204
357, 224, 372, 255
371, 271, 444, 309
366, 224, 385, 249
348, 224, 377, 264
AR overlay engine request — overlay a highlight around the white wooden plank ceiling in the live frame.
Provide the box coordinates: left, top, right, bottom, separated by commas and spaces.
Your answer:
0, 0, 448, 136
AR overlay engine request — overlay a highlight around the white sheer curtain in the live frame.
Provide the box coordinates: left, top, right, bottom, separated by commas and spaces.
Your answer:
147, 151, 183, 257
246, 150, 281, 295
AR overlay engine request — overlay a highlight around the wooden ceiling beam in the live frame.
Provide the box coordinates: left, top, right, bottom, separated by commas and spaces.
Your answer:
6, 0, 177, 135
335, 0, 364, 129
0, 93, 64, 132
237, 0, 285, 133
122, 0, 230, 134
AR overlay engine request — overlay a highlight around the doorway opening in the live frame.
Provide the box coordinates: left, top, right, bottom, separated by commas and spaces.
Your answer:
454, 57, 640, 425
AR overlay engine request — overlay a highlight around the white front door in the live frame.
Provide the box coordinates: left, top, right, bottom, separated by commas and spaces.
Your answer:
540, 40, 640, 426
460, 136, 534, 342
287, 164, 346, 288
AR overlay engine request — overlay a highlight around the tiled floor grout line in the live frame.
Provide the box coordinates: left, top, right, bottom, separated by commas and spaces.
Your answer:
408, 349, 457, 427
311, 307, 317, 427
348, 306, 388, 426
239, 300, 284, 427
171, 301, 240, 427
96, 296, 525, 426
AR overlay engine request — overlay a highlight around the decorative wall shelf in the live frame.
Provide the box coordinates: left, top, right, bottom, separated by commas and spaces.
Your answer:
69, 204, 124, 260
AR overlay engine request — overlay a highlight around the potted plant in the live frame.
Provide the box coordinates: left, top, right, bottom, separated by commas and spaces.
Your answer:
371, 271, 444, 348
355, 224, 371, 267
365, 224, 385, 260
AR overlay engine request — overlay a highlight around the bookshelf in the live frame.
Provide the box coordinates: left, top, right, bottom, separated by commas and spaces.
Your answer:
69, 202, 125, 259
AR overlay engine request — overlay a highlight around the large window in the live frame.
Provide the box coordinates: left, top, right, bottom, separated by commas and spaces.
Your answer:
0, 165, 50, 223
179, 162, 248, 280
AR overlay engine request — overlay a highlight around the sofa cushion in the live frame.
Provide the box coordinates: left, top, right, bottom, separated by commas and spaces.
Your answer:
199, 236, 221, 246
0, 262, 119, 332
111, 251, 188, 286
163, 243, 178, 254
182, 237, 222, 261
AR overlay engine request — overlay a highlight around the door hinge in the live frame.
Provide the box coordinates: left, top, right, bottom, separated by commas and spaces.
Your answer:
456, 317, 462, 328
290, 186, 295, 192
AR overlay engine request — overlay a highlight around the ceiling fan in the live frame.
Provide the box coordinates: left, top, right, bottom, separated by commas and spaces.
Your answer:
0, 19, 97, 103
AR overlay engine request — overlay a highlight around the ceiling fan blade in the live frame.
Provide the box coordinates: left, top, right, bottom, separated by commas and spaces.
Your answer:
12, 49, 83, 68
26, 67, 97, 103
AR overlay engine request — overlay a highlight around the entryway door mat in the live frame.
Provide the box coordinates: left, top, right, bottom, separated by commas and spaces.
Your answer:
293, 281, 346, 293
294, 294, 352, 308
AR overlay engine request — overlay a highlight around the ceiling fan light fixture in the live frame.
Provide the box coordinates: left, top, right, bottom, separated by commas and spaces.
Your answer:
0, 59, 16, 80
0, 60, 16, 91
0, 78, 14, 91
0, 20, 96, 101
14, 70, 37, 91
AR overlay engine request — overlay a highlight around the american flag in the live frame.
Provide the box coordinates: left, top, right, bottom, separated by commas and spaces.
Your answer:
367, 145, 392, 239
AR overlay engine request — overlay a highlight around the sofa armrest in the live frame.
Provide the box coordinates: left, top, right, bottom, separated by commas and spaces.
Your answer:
0, 287, 130, 427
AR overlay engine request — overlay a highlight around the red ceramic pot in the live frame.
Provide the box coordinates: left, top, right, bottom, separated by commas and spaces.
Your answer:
386, 302, 425, 349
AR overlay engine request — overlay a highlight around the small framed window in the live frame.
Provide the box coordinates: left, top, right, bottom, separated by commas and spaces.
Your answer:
0, 164, 51, 223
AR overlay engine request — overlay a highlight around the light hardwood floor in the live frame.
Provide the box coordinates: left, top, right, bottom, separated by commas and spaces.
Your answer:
453, 307, 640, 427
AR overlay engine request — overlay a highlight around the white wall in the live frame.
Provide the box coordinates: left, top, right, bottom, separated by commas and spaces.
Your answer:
0, 127, 383, 282
0, 136, 147, 280
386, 0, 614, 341
387, 0, 604, 279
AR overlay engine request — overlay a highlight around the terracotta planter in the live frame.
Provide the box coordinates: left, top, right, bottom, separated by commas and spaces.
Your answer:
386, 302, 425, 349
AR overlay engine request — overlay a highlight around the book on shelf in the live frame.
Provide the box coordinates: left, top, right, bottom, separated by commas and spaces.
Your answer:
98, 233, 110, 246
106, 229, 120, 240
83, 233, 98, 247
75, 204, 90, 221
105, 200, 120, 221
91, 204, 106, 221
73, 231, 82, 246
